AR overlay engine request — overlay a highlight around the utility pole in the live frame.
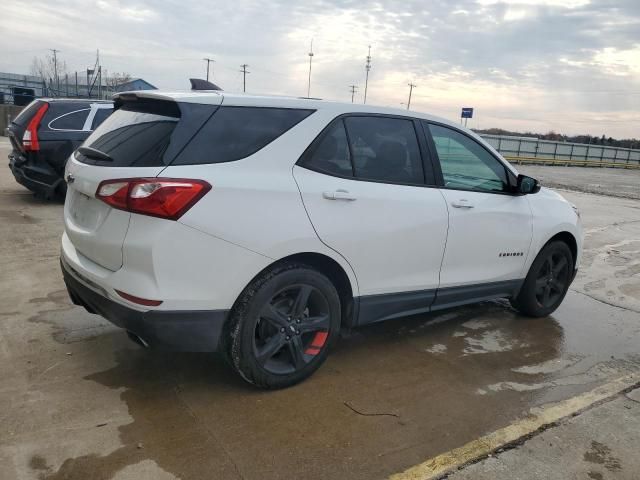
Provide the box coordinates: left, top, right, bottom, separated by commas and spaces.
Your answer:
96, 49, 101, 99
407, 83, 416, 110
240, 64, 250, 92
307, 39, 314, 98
349, 85, 358, 103
364, 45, 371, 104
203, 57, 214, 82
50, 49, 60, 95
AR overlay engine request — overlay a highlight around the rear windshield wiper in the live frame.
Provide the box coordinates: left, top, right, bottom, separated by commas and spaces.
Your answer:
77, 146, 114, 162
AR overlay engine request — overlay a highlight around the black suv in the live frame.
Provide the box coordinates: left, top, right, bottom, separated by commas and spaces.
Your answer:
7, 99, 113, 198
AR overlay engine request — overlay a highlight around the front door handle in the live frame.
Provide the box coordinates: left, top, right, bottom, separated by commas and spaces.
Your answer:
323, 190, 357, 201
451, 199, 474, 209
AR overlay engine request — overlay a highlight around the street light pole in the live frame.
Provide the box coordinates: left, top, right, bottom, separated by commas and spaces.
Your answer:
364, 45, 371, 104
203, 57, 214, 82
407, 83, 416, 110
307, 39, 314, 98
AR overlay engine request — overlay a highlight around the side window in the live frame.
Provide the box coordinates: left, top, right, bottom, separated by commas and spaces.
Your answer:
48, 109, 90, 131
427, 123, 508, 193
344, 116, 424, 184
172, 107, 314, 165
91, 108, 113, 130
302, 120, 353, 177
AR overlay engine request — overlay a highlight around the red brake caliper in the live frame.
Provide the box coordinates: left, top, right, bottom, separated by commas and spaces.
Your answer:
304, 331, 328, 355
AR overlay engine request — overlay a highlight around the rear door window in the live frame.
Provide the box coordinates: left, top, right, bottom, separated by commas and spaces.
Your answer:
48, 109, 90, 131
344, 116, 425, 184
171, 107, 314, 165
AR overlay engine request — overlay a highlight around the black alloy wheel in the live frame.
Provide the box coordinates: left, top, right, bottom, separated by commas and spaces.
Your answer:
225, 263, 341, 389
511, 240, 574, 317
253, 284, 331, 375
534, 251, 570, 308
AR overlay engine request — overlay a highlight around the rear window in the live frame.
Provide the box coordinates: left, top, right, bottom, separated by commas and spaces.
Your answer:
77, 101, 182, 167
11, 100, 45, 126
171, 107, 314, 165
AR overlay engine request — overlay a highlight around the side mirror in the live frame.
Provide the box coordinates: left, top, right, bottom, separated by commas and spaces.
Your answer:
517, 174, 540, 194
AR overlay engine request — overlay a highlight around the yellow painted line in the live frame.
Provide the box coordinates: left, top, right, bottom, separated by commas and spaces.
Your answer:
389, 372, 640, 480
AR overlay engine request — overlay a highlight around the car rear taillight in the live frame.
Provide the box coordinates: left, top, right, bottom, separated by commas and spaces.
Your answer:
22, 102, 49, 151
96, 178, 211, 220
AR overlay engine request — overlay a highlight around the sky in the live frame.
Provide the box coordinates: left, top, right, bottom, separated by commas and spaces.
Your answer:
1, 0, 639, 138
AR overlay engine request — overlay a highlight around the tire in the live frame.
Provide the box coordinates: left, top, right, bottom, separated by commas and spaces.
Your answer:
224, 262, 341, 389
511, 240, 573, 317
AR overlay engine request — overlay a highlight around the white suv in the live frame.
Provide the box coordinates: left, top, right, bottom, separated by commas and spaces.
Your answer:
61, 91, 582, 388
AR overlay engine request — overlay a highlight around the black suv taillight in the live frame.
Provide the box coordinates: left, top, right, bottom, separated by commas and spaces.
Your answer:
22, 103, 49, 151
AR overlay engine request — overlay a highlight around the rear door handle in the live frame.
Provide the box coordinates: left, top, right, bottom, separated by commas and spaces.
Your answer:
451, 199, 474, 209
323, 190, 357, 201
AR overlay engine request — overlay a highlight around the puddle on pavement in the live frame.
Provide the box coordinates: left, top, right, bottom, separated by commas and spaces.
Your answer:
28, 289, 118, 344
32, 290, 640, 480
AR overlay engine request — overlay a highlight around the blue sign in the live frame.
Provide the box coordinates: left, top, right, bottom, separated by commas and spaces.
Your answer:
461, 107, 474, 119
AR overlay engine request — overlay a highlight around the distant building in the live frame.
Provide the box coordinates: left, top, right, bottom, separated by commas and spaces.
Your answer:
113, 78, 157, 92
0, 71, 156, 104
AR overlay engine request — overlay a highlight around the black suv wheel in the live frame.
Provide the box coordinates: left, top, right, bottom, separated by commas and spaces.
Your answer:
225, 263, 341, 389
511, 240, 573, 317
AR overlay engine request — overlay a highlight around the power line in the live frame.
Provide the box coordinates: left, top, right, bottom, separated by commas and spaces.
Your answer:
349, 84, 358, 103
364, 45, 371, 104
240, 64, 250, 92
203, 57, 214, 81
407, 83, 416, 110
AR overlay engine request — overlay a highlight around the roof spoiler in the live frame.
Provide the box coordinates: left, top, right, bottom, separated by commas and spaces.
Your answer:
189, 78, 223, 91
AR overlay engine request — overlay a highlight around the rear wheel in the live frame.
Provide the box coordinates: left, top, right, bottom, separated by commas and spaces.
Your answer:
511, 241, 573, 317
225, 263, 341, 389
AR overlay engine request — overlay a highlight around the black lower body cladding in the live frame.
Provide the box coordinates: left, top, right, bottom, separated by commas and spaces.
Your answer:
61, 259, 228, 352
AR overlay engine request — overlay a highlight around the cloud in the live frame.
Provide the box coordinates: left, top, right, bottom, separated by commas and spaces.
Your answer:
0, 0, 638, 136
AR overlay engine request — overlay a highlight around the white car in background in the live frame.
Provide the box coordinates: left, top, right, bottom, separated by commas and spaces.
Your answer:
60, 90, 582, 388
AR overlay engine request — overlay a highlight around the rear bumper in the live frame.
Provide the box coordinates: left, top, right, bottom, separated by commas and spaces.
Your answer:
61, 258, 228, 352
9, 153, 63, 198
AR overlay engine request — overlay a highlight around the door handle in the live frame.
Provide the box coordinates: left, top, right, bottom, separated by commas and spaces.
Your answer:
323, 190, 357, 201
451, 199, 474, 209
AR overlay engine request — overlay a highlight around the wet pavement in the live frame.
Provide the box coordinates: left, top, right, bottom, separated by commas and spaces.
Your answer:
1, 137, 639, 480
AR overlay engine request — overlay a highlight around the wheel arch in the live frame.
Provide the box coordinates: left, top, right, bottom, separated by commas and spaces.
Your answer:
238, 252, 357, 328
545, 231, 578, 269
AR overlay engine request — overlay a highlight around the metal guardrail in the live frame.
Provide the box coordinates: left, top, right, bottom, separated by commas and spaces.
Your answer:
481, 134, 640, 169
503, 156, 640, 170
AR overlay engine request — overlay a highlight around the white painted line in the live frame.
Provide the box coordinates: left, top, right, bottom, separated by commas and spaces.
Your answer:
389, 373, 640, 480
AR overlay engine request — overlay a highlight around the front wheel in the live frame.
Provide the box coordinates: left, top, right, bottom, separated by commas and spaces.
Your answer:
225, 263, 341, 389
511, 241, 573, 317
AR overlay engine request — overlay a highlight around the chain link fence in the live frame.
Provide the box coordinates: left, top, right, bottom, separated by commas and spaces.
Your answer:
481, 134, 640, 169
